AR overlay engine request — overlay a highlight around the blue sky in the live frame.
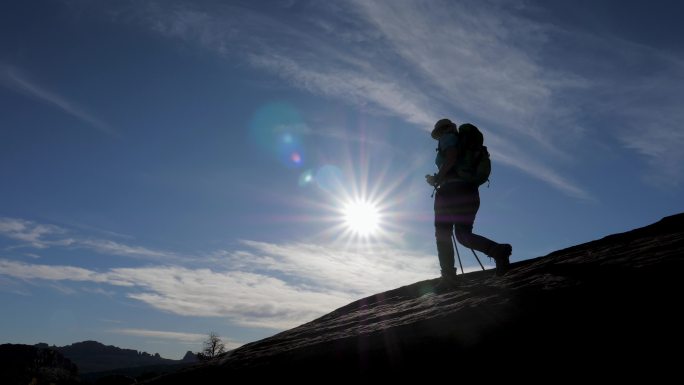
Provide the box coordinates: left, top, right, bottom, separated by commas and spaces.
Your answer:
1, 0, 683, 359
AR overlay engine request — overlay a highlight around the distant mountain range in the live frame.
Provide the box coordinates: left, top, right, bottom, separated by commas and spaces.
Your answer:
35, 340, 198, 374
0, 344, 79, 385
1, 341, 199, 384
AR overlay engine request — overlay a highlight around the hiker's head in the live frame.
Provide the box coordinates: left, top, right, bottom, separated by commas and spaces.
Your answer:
431, 118, 457, 140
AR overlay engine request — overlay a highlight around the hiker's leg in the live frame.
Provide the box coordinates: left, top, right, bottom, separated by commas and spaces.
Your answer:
434, 188, 455, 275
455, 226, 497, 254
453, 184, 512, 274
435, 223, 455, 274
453, 183, 496, 254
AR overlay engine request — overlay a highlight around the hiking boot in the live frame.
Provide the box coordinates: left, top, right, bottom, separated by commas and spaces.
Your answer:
489, 243, 512, 276
437, 268, 459, 290
436, 276, 458, 291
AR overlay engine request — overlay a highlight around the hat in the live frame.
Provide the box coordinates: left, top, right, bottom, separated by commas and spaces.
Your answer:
431, 118, 457, 140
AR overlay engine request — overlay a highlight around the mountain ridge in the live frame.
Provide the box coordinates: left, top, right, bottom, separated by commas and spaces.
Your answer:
36, 340, 197, 374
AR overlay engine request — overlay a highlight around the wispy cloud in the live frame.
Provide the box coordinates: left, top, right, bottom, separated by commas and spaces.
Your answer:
79, 239, 176, 260
140, 0, 684, 190
111, 0, 589, 198
111, 237, 435, 329
351, 0, 574, 141
236, 240, 435, 295
484, 131, 592, 200
0, 65, 116, 136
0, 218, 73, 249
110, 328, 242, 349
0, 236, 442, 329
576, 40, 684, 186
0, 259, 127, 285
620, 106, 684, 186
111, 328, 205, 342
128, 1, 435, 126
0, 217, 180, 261
248, 53, 435, 126
344, 1, 601, 198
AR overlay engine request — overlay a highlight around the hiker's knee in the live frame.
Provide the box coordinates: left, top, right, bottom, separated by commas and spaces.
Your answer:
455, 228, 474, 246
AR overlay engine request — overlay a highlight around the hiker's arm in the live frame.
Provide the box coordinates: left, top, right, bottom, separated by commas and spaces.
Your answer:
437, 147, 458, 182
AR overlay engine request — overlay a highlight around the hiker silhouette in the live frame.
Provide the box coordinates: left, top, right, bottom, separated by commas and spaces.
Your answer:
426, 118, 512, 286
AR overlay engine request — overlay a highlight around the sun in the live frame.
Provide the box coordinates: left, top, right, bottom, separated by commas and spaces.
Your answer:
342, 200, 381, 237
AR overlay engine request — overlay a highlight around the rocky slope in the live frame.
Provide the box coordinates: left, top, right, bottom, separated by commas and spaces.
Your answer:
144, 213, 684, 383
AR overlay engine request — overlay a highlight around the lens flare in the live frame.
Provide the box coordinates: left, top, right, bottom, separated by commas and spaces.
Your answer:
291, 152, 302, 164
298, 169, 314, 186
249, 102, 307, 169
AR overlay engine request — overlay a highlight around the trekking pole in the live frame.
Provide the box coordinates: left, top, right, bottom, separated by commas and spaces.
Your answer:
451, 233, 464, 275
470, 248, 485, 271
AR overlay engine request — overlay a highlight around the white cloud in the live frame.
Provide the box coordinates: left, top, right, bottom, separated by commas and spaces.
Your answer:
131, 0, 684, 191
346, 0, 596, 196
0, 259, 128, 285
485, 132, 592, 200
0, 65, 116, 136
117, 0, 590, 198
584, 45, 684, 186
620, 109, 684, 185
0, 218, 72, 249
236, 240, 435, 295
0, 217, 180, 261
103, 241, 435, 329
0, 214, 496, 330
248, 53, 435, 126
0, 258, 349, 329
111, 328, 242, 348
112, 328, 204, 342
0, 236, 444, 330
351, 0, 562, 139
79, 239, 178, 261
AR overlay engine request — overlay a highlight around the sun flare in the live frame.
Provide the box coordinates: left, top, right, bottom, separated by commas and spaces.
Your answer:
343, 200, 381, 237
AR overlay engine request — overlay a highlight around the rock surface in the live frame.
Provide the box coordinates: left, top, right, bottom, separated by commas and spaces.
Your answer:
131, 215, 684, 382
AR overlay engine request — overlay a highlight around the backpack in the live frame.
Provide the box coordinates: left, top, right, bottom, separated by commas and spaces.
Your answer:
455, 123, 491, 186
